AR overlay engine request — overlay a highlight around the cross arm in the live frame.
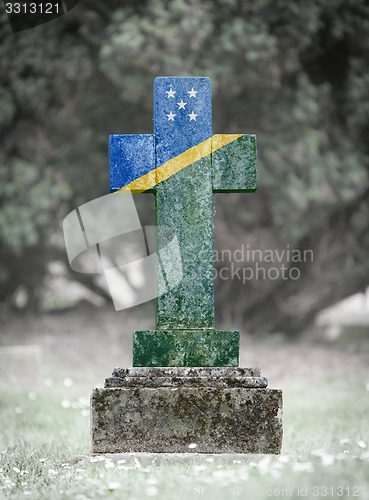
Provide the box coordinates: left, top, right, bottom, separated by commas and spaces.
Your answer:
109, 134, 156, 193
212, 134, 257, 193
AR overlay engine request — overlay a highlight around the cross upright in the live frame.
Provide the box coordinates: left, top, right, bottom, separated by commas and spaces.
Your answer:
109, 76, 257, 367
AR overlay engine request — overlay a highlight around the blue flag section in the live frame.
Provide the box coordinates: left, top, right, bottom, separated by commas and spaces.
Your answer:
109, 134, 155, 192
153, 76, 212, 166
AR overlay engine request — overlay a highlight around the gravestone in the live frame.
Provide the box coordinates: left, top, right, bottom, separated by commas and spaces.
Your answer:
91, 77, 283, 453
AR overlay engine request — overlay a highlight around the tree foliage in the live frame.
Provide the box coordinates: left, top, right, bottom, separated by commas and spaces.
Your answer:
0, 0, 368, 333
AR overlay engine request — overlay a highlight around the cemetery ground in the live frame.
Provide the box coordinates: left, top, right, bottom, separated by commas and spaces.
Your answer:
1, 305, 369, 499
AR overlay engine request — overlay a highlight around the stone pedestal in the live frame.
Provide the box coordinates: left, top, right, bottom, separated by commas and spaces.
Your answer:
91, 367, 283, 454
133, 330, 240, 367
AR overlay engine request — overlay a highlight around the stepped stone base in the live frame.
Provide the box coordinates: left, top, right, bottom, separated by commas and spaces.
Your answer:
91, 368, 283, 454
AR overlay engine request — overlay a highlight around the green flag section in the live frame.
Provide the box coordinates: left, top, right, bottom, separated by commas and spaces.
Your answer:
118, 134, 256, 193
212, 134, 257, 193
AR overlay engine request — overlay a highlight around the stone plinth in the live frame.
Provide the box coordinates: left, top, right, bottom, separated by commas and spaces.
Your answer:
133, 330, 240, 367
91, 368, 283, 454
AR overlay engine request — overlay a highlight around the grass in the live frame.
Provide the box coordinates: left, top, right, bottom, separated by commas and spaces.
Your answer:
1, 376, 369, 499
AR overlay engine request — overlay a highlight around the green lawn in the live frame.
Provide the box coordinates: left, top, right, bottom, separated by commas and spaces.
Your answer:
1, 377, 369, 499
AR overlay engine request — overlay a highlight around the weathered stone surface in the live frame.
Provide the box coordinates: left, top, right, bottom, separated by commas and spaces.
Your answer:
91, 386, 283, 454
133, 330, 239, 367
105, 376, 268, 388
107, 367, 266, 388
113, 367, 261, 377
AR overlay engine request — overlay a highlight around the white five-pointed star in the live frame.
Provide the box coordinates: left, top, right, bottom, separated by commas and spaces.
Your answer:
177, 99, 187, 109
188, 111, 197, 121
166, 111, 176, 121
188, 88, 198, 98
166, 88, 176, 98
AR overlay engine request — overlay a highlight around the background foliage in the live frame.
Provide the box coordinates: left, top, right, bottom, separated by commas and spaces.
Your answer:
0, 0, 368, 334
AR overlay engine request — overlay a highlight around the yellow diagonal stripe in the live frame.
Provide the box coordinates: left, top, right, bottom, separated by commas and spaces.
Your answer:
119, 134, 242, 193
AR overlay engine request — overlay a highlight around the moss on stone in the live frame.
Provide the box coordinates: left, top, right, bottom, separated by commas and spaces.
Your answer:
91, 387, 283, 454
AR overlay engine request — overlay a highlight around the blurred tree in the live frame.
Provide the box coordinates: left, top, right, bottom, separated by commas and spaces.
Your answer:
0, 0, 368, 333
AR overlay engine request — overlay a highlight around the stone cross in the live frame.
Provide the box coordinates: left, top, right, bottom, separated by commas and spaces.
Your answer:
109, 76, 257, 367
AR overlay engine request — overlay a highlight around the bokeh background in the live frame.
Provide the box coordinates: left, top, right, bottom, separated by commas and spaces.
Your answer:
1, 0, 369, 350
